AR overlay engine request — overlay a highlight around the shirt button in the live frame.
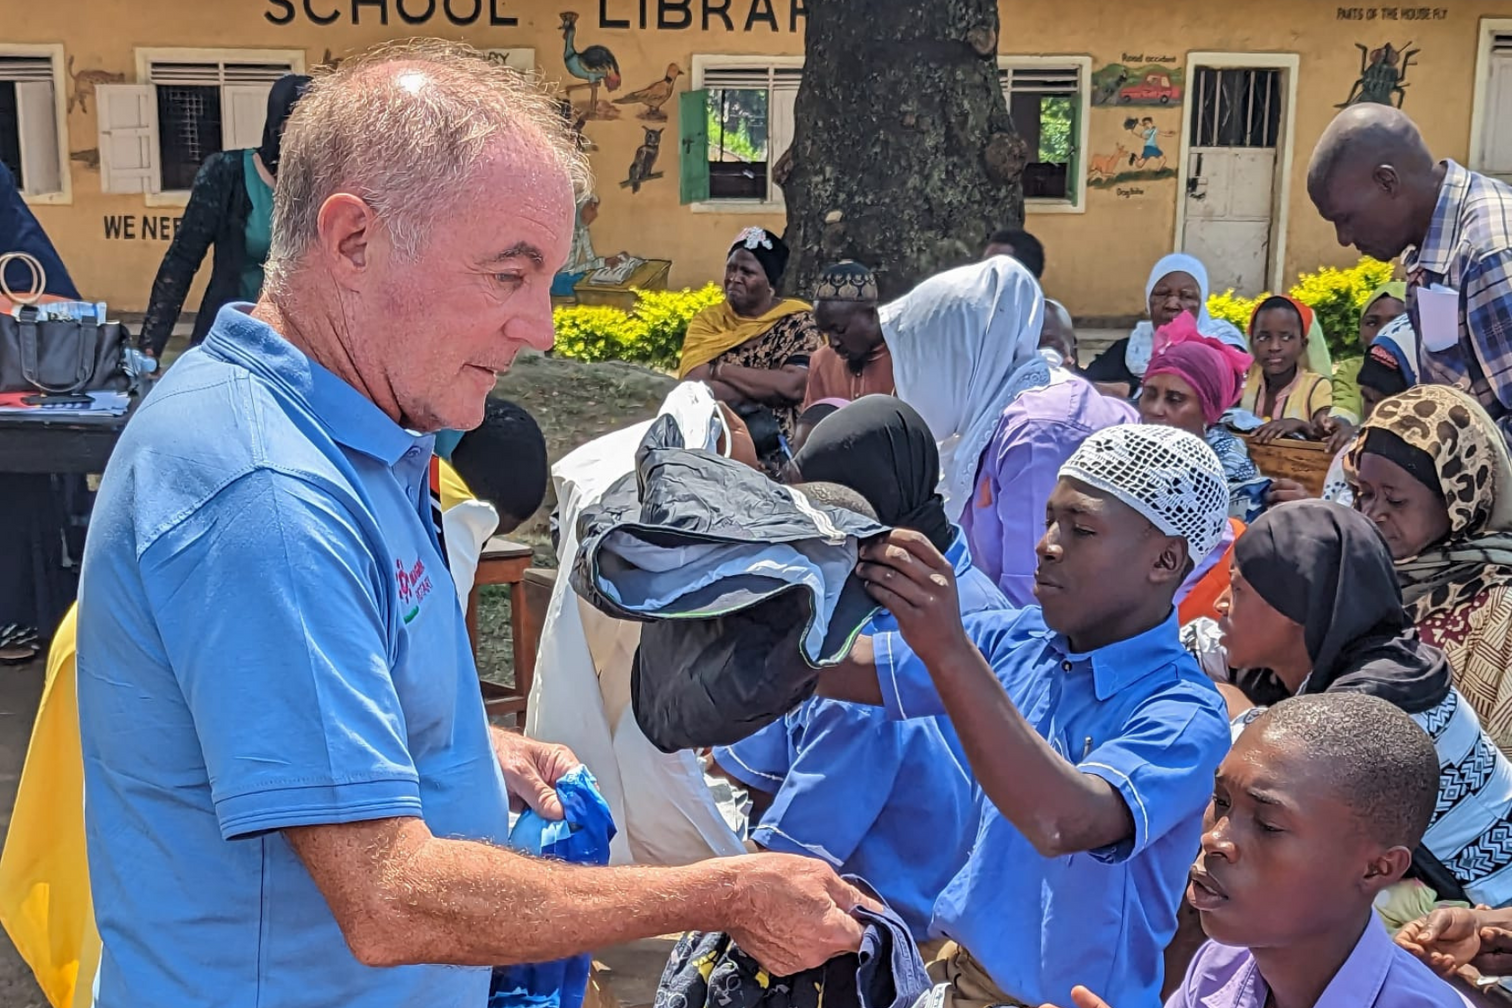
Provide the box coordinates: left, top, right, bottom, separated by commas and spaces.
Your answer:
1061, 660, 1073, 672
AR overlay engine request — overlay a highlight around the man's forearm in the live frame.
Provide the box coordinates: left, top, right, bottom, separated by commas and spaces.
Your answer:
921, 642, 1132, 858
290, 817, 737, 969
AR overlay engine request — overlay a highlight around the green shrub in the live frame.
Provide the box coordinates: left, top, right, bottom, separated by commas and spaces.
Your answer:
553, 284, 723, 370
1206, 257, 1397, 360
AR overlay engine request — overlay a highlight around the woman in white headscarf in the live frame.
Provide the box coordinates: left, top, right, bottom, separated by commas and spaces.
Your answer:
1083, 253, 1249, 399
884, 257, 1138, 606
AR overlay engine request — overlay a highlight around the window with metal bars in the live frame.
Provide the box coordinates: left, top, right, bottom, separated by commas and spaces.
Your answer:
699, 65, 801, 202
1189, 68, 1282, 148
1000, 62, 1085, 203
148, 60, 293, 192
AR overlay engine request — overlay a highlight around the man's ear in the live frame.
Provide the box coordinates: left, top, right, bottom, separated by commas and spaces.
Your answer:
1149, 536, 1191, 587
1362, 844, 1414, 897
1373, 164, 1401, 196
315, 192, 379, 291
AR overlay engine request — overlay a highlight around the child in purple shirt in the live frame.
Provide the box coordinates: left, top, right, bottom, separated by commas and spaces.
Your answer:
1051, 693, 1472, 1008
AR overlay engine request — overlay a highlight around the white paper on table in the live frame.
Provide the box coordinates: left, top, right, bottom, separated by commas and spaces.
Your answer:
1418, 283, 1461, 352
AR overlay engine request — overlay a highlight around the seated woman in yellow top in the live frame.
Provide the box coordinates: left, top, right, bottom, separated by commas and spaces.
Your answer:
678, 227, 822, 472
1241, 295, 1335, 445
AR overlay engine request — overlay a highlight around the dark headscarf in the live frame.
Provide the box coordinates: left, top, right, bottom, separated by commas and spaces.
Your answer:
729, 227, 789, 287
1234, 499, 1450, 714
0, 161, 78, 299
790, 395, 954, 553
258, 74, 312, 176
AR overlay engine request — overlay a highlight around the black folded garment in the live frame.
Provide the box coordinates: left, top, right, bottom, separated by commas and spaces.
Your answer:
572, 414, 886, 752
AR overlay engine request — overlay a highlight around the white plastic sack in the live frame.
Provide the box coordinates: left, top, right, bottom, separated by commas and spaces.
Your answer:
526, 384, 747, 865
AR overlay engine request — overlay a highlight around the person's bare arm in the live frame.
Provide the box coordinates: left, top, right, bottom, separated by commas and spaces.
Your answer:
814, 635, 885, 706
1092, 380, 1134, 400
854, 531, 1134, 858
286, 817, 865, 975
713, 362, 808, 407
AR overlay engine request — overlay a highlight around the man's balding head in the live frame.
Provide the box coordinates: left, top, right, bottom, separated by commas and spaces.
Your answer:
257, 40, 585, 434
1306, 105, 1442, 262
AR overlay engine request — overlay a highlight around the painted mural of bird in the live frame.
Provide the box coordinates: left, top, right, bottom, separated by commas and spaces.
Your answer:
613, 63, 683, 121
560, 11, 621, 116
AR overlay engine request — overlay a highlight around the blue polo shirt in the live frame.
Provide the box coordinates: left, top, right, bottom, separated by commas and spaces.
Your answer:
75, 306, 510, 1007
713, 532, 1006, 939
880, 607, 1229, 1008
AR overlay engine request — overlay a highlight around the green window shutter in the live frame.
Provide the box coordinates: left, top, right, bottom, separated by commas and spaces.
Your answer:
680, 89, 710, 205
1068, 91, 1082, 205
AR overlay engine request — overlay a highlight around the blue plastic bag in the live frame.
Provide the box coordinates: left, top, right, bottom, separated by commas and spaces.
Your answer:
488, 765, 617, 1008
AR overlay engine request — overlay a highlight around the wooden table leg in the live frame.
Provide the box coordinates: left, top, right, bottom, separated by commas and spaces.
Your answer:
509, 581, 532, 712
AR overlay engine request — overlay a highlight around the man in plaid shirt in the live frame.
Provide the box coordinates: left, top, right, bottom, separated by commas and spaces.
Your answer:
1308, 104, 1512, 445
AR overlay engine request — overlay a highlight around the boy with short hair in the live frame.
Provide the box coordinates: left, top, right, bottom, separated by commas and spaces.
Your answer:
1050, 693, 1470, 1008
821, 424, 1234, 1008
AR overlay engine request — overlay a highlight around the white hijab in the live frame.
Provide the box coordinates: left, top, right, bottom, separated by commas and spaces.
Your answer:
1126, 253, 1248, 376
882, 257, 1049, 521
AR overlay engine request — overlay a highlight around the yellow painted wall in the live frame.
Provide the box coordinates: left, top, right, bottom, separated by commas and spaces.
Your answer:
1, 0, 1505, 320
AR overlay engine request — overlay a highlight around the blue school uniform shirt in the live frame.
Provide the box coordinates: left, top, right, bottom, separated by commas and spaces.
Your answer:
713, 532, 1006, 940
75, 305, 510, 1008
878, 607, 1230, 1008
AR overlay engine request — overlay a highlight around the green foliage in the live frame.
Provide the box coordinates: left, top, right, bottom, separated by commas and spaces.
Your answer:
553, 284, 724, 371
1038, 96, 1073, 164
707, 89, 766, 163
1206, 257, 1398, 359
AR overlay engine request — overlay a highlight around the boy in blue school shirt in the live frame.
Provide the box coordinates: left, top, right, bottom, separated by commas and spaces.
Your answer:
819, 423, 1235, 1008
712, 397, 1011, 941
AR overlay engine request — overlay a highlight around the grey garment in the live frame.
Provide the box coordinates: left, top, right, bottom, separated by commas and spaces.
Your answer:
572, 414, 886, 752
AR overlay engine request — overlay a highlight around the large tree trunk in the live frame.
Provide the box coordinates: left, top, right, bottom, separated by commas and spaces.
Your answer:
779, 0, 1025, 301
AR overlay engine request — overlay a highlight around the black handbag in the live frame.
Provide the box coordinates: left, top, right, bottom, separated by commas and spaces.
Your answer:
0, 252, 130, 395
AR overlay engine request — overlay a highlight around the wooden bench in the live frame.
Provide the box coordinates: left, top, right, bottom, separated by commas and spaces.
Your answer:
466, 538, 558, 724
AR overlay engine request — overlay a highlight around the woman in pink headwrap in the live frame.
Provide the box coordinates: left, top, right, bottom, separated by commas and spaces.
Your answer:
1138, 314, 1268, 523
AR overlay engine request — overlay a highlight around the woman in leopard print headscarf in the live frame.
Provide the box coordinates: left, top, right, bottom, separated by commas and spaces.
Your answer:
1346, 385, 1512, 754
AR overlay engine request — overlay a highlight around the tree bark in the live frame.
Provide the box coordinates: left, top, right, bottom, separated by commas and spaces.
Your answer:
780, 0, 1025, 301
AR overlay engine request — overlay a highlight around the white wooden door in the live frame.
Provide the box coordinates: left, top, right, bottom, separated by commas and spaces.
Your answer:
1181, 67, 1283, 296
1480, 38, 1512, 183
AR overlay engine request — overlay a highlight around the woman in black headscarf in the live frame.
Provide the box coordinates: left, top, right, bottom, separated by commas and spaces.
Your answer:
679, 227, 822, 474
1214, 499, 1512, 910
139, 73, 311, 356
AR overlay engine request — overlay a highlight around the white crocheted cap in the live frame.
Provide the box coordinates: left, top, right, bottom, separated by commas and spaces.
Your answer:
1058, 424, 1229, 560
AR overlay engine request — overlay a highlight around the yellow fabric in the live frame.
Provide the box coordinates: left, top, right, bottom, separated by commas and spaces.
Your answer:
437, 458, 475, 512
1373, 878, 1469, 934
1240, 367, 1333, 423
0, 606, 100, 1008
1335, 356, 1365, 421
676, 298, 811, 379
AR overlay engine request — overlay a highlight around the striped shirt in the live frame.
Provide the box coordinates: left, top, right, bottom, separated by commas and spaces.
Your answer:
1408, 160, 1512, 445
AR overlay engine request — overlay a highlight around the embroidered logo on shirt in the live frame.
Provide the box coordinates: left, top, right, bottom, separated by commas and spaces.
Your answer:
396, 556, 434, 623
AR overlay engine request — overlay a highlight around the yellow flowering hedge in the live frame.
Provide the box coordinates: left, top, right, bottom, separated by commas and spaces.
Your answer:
1207, 258, 1397, 359
553, 284, 724, 370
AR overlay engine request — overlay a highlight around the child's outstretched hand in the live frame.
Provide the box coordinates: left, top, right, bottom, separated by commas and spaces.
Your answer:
857, 530, 967, 667
1251, 417, 1312, 444
1039, 986, 1115, 1008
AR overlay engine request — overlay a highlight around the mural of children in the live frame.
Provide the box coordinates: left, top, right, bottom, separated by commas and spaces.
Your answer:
553, 195, 628, 298
1128, 116, 1176, 170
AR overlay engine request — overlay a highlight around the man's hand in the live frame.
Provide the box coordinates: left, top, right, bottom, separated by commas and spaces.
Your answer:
1265, 477, 1312, 506
1039, 986, 1115, 1008
491, 729, 579, 820
1251, 417, 1312, 445
856, 530, 969, 667
1319, 415, 1356, 454
723, 854, 871, 975
1397, 908, 1484, 977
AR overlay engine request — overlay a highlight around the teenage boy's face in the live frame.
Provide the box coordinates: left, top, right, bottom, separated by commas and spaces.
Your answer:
1034, 477, 1182, 650
1188, 727, 1399, 949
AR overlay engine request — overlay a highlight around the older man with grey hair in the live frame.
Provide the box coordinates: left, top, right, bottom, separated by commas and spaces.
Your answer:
75, 41, 865, 1008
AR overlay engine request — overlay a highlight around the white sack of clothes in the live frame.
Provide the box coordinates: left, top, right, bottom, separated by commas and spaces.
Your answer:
525, 383, 747, 865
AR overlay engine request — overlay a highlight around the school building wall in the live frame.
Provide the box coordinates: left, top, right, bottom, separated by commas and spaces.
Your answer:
1, 0, 1505, 321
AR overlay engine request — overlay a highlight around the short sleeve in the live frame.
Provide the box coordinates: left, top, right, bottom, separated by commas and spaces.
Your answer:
1078, 680, 1230, 863
982, 415, 1079, 606
713, 720, 792, 793
1306, 374, 1335, 419
752, 701, 900, 866
876, 631, 948, 721
140, 469, 422, 841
